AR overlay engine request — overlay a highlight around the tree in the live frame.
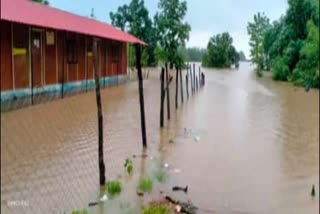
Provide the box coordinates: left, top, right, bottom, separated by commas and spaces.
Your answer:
256, 0, 319, 88
247, 12, 270, 76
186, 47, 204, 62
110, 0, 157, 67
238, 51, 246, 61
202, 32, 239, 68
31, 0, 49, 5
110, 0, 149, 148
155, 0, 191, 119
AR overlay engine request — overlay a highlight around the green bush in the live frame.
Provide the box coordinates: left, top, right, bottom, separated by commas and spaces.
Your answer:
272, 56, 290, 81
106, 180, 122, 196
138, 177, 153, 193
142, 203, 171, 214
71, 209, 88, 214
155, 169, 167, 183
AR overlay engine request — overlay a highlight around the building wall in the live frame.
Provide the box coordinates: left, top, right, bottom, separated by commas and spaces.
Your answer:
0, 21, 12, 90
1, 21, 128, 94
12, 22, 29, 89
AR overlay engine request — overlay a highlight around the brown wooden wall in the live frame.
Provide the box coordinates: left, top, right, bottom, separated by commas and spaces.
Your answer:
13, 23, 29, 89
1, 21, 128, 93
1, 21, 13, 91
44, 30, 57, 84
78, 35, 86, 80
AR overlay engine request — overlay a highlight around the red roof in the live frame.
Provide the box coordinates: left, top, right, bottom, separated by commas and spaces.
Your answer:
0, 0, 146, 45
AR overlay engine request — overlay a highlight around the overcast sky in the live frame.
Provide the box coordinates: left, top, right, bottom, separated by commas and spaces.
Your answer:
49, 0, 288, 58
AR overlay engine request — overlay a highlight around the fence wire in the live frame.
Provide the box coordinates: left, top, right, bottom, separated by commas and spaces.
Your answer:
0, 68, 178, 214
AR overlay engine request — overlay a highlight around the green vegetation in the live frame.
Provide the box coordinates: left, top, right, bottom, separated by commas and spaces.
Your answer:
138, 176, 153, 193
124, 158, 133, 174
142, 203, 172, 214
185, 47, 205, 62
238, 51, 247, 61
106, 180, 122, 196
155, 0, 191, 68
71, 209, 88, 214
247, 12, 270, 76
155, 169, 167, 183
248, 0, 319, 88
110, 0, 157, 67
202, 32, 240, 68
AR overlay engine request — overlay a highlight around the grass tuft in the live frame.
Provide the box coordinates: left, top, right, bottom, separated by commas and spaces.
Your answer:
138, 176, 153, 193
106, 180, 122, 196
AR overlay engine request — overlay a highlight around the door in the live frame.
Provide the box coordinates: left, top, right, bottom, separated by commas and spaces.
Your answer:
13, 23, 29, 89
31, 30, 42, 87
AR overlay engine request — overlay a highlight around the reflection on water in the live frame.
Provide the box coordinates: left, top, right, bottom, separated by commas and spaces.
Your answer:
1, 62, 319, 213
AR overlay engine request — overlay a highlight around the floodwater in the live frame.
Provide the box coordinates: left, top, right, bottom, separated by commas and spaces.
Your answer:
1, 62, 319, 214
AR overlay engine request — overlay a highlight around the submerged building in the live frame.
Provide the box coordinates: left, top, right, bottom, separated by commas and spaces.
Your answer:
0, 0, 144, 110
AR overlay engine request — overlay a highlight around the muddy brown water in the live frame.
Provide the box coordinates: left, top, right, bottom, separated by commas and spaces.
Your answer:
1, 62, 319, 214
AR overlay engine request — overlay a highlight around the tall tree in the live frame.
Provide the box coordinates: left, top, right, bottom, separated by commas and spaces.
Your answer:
110, 0, 157, 67
238, 51, 246, 61
155, 0, 191, 118
247, 12, 270, 76
202, 32, 239, 68
110, 0, 150, 147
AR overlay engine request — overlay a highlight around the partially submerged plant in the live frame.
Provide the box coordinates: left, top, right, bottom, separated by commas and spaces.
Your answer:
106, 180, 122, 196
124, 158, 133, 174
142, 203, 172, 214
71, 209, 88, 214
155, 169, 167, 183
138, 176, 153, 193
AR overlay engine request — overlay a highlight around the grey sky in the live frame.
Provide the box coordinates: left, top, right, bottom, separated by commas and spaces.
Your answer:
50, 0, 288, 57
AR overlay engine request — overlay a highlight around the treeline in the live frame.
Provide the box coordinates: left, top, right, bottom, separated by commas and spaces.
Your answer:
110, 0, 190, 68
247, 0, 319, 88
202, 32, 242, 68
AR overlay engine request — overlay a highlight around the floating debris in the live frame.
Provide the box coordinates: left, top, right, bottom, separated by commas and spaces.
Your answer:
137, 190, 144, 197
172, 185, 188, 193
311, 185, 316, 198
164, 163, 169, 168
100, 194, 108, 202
194, 136, 200, 142
164, 195, 198, 214
132, 154, 148, 159
172, 168, 181, 174
88, 194, 109, 207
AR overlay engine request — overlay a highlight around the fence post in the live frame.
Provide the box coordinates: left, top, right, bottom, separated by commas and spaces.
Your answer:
160, 67, 165, 128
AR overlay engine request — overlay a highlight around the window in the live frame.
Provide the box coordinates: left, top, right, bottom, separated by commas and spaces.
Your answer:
66, 34, 77, 64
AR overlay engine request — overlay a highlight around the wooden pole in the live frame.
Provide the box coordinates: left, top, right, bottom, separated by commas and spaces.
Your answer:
193, 64, 196, 94
179, 67, 184, 103
135, 44, 147, 148
175, 66, 179, 109
160, 67, 165, 128
93, 38, 106, 185
196, 76, 198, 91
165, 62, 170, 120
30, 34, 34, 105
190, 65, 193, 94
186, 73, 189, 99
61, 32, 65, 99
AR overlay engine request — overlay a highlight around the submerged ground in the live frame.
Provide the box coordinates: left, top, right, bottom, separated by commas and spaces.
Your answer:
1, 62, 319, 214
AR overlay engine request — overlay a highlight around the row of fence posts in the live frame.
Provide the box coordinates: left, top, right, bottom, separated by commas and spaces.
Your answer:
160, 63, 205, 127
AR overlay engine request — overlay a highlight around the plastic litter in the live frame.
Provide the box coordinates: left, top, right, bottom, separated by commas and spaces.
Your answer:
100, 194, 108, 202
172, 168, 181, 173
164, 163, 169, 168
194, 136, 200, 142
